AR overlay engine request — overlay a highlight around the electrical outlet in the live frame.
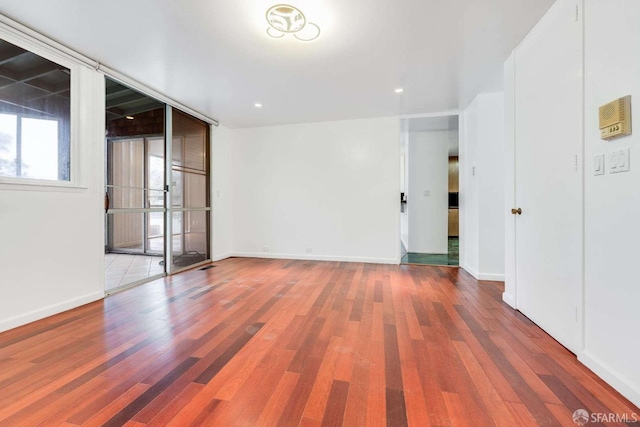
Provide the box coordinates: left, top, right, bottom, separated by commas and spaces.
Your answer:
262, 246, 269, 253
305, 248, 313, 253
423, 190, 430, 197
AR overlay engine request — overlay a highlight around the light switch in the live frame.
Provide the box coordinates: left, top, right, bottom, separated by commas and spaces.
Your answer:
423, 190, 430, 197
617, 148, 630, 172
610, 148, 630, 174
593, 154, 605, 176
609, 152, 619, 173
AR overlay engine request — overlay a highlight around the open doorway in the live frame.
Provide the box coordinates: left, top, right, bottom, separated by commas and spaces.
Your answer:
400, 115, 459, 266
104, 79, 166, 292
104, 78, 212, 293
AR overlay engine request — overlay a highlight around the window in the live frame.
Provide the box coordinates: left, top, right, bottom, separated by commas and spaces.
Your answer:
0, 39, 71, 181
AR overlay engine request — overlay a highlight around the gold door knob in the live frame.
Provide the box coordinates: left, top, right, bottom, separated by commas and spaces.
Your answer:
511, 208, 522, 215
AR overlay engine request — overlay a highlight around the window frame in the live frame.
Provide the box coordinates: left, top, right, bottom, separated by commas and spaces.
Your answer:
0, 25, 83, 190
0, 113, 65, 180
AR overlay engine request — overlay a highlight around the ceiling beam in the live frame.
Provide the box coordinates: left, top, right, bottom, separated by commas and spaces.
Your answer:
106, 92, 149, 108
118, 102, 164, 117
106, 88, 133, 100
107, 107, 125, 116
0, 98, 57, 117
0, 62, 63, 89
26, 88, 71, 104
23, 95, 70, 116
0, 49, 29, 66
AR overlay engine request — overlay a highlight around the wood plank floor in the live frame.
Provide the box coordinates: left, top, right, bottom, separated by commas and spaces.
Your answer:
0, 258, 637, 426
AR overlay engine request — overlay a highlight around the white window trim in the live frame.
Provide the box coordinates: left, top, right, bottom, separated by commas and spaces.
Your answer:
0, 23, 94, 191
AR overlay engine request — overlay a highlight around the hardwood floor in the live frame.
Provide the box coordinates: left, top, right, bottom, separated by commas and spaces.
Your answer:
0, 258, 637, 426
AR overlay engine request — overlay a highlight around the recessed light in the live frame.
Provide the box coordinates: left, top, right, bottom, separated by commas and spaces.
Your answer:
126, 116, 135, 120
254, 103, 263, 108
395, 88, 404, 94
266, 4, 320, 41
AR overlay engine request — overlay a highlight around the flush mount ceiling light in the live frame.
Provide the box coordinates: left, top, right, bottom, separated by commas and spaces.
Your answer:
254, 103, 263, 108
126, 116, 135, 120
395, 88, 404, 94
266, 4, 320, 42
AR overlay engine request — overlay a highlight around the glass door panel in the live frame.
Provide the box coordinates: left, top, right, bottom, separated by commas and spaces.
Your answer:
169, 109, 210, 272
106, 137, 166, 254
105, 135, 166, 293
104, 77, 167, 293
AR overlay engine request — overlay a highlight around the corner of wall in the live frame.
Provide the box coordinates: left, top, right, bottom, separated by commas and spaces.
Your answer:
502, 292, 516, 309
461, 263, 479, 280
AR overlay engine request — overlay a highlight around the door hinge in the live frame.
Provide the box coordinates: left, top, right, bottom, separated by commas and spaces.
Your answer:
575, 4, 579, 22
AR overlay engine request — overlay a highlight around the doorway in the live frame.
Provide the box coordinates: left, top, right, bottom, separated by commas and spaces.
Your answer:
508, 0, 583, 354
400, 115, 460, 266
104, 78, 211, 293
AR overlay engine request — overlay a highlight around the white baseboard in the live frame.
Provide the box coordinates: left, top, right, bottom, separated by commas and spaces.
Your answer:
502, 292, 516, 308
461, 263, 479, 279
579, 350, 640, 410
0, 291, 104, 334
478, 272, 505, 282
212, 253, 233, 262
231, 252, 398, 265
461, 264, 505, 282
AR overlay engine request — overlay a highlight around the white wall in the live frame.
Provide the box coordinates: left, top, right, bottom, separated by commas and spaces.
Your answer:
460, 92, 505, 281
211, 124, 232, 260
461, 101, 480, 273
229, 117, 400, 264
580, 0, 640, 408
477, 93, 506, 278
400, 132, 409, 249
0, 66, 105, 333
407, 131, 450, 254
503, 53, 516, 306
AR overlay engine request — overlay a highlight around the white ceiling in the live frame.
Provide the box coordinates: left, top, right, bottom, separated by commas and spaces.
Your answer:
0, 0, 554, 128
403, 115, 460, 156
407, 116, 459, 132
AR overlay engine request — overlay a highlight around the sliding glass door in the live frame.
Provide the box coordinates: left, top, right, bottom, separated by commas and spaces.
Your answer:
104, 77, 167, 293
105, 132, 167, 292
168, 108, 210, 272
104, 78, 211, 293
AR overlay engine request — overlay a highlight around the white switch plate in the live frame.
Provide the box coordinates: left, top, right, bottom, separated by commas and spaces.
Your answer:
609, 152, 619, 173
594, 154, 605, 176
618, 148, 630, 172
610, 148, 630, 174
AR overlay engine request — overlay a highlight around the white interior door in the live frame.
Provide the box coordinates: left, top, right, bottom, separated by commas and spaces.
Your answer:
514, 0, 583, 354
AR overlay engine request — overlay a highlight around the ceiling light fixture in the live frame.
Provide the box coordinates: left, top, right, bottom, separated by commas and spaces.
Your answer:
395, 88, 404, 94
266, 4, 320, 42
126, 116, 135, 120
254, 103, 263, 108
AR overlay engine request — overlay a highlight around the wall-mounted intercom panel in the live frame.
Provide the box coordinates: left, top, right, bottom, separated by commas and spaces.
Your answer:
599, 95, 632, 140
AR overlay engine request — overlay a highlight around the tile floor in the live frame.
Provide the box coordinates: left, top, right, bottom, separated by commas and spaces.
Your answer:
401, 237, 460, 266
105, 253, 164, 291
